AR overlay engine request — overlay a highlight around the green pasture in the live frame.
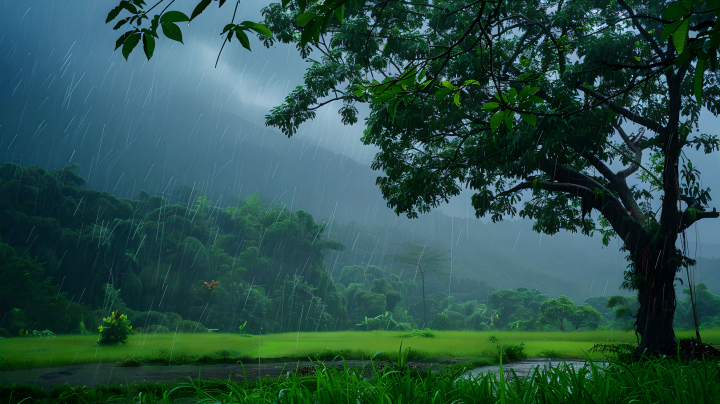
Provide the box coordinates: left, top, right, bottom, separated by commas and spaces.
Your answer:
2, 330, 719, 370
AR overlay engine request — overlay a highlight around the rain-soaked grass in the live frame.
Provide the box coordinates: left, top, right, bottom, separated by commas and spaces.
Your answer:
5, 329, 719, 370
2, 356, 719, 403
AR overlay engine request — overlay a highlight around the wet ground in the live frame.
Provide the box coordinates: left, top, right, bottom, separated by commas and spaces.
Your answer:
468, 358, 605, 379
0, 358, 599, 390
0, 360, 431, 390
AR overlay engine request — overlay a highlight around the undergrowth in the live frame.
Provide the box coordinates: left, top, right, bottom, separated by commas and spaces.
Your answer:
2, 357, 719, 403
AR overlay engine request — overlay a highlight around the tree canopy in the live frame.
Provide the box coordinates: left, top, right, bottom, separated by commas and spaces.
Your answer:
104, 0, 720, 353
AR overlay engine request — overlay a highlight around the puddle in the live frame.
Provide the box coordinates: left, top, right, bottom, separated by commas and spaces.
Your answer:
469, 358, 607, 379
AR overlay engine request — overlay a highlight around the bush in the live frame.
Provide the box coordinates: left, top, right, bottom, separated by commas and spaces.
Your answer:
538, 349, 570, 359
398, 329, 436, 338
130, 311, 165, 328
483, 336, 527, 363
120, 355, 141, 367
143, 325, 171, 334
174, 320, 208, 333
31, 329, 56, 338
98, 310, 133, 345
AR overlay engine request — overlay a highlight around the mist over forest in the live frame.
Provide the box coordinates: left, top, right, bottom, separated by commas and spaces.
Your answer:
2, 0, 720, 343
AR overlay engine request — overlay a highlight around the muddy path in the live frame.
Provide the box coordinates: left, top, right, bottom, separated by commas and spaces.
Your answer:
0, 358, 601, 390
0, 360, 435, 390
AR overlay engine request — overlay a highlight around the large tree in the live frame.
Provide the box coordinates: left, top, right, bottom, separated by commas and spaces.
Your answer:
107, 0, 720, 353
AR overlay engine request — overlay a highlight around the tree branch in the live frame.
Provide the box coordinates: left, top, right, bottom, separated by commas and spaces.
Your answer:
615, 125, 642, 179
616, 0, 666, 60
678, 208, 720, 233
577, 86, 664, 133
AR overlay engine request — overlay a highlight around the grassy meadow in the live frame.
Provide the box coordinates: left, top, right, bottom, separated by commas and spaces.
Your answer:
3, 329, 719, 370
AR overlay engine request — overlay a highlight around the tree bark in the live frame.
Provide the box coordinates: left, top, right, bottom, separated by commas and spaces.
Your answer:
632, 241, 679, 355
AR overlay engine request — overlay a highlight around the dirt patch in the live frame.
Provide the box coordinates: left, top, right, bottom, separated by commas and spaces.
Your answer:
0, 360, 434, 391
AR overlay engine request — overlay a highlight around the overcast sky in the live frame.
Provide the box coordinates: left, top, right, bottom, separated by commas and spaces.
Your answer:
2, 0, 720, 248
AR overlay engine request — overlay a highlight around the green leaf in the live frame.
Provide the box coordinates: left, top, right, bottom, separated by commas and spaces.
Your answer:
297, 0, 307, 12
490, 111, 504, 133
113, 17, 131, 30
482, 102, 500, 110
241, 21, 273, 37
160, 11, 190, 23
694, 58, 705, 104
122, 32, 142, 60
529, 96, 544, 104
504, 110, 514, 130
150, 14, 160, 33
673, 19, 690, 54
434, 87, 452, 100
373, 93, 394, 103
453, 92, 461, 107
106, 6, 122, 23
463, 79, 480, 86
221, 23, 235, 34
161, 22, 183, 43
235, 30, 251, 50
299, 18, 319, 45
142, 32, 155, 60
334, 4, 344, 22
297, 12, 317, 27
120, 1, 138, 14
389, 98, 401, 122
191, 0, 212, 20
115, 31, 135, 50
521, 113, 537, 127
661, 20, 682, 43
519, 86, 540, 98
441, 80, 455, 89
662, 5, 689, 20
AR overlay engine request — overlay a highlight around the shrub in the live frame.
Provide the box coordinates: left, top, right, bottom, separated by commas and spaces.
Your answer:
483, 336, 527, 363
98, 310, 133, 345
538, 349, 570, 359
174, 320, 208, 333
31, 329, 56, 338
120, 355, 141, 367
143, 325, 171, 334
398, 329, 436, 338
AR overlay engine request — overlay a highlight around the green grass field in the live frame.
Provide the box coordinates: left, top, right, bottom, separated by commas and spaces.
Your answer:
2, 330, 719, 370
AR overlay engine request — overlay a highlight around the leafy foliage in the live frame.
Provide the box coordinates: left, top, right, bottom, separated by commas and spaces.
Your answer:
98, 310, 133, 345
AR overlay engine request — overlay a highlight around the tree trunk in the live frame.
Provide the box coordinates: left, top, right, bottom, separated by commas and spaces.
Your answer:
633, 243, 679, 355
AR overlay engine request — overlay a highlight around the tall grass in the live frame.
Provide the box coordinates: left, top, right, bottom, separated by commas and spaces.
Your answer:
2, 330, 719, 370
2, 356, 719, 403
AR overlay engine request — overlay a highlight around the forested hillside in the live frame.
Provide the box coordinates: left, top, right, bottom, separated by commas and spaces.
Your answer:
2, 162, 719, 338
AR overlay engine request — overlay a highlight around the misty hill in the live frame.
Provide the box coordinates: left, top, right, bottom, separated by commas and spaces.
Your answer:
3, 57, 717, 303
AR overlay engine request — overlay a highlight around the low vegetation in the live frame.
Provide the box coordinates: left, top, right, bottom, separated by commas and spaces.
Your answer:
3, 330, 719, 371
2, 356, 719, 403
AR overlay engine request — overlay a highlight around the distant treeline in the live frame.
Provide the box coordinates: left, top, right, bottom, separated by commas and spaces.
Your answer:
1, 163, 718, 337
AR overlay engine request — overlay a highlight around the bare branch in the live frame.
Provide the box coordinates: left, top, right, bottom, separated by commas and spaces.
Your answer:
615, 125, 642, 179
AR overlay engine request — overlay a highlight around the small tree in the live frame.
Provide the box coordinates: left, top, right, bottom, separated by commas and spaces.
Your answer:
385, 242, 447, 329
568, 304, 603, 331
98, 310, 133, 345
539, 296, 575, 332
